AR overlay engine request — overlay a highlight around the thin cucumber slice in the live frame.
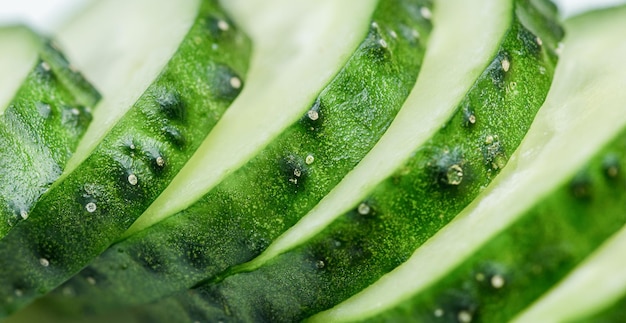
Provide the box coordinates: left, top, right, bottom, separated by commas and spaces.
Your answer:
513, 225, 626, 322
0, 0, 252, 316
128, 0, 381, 235
129, 0, 561, 321
48, 0, 432, 314
0, 25, 100, 237
315, 4, 626, 322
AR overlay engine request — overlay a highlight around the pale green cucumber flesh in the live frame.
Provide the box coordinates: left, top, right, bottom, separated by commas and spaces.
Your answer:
0, 0, 251, 316
129, 0, 560, 321
0, 26, 100, 237
318, 4, 626, 322
48, 0, 432, 314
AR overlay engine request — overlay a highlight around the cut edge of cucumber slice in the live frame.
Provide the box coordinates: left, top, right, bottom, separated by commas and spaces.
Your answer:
127, 0, 379, 233
512, 224, 626, 322
242, 0, 513, 271
0, 25, 40, 115
308, 4, 626, 321
55, 0, 200, 173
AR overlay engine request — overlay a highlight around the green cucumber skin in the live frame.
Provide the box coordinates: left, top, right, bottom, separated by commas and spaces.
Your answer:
0, 0, 251, 316
47, 0, 433, 314
373, 131, 626, 323
0, 39, 99, 237
573, 296, 626, 323
130, 0, 562, 322
119, 1, 556, 322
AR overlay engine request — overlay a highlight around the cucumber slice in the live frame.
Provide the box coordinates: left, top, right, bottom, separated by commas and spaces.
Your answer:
47, 0, 432, 314
513, 225, 626, 322
0, 25, 100, 237
315, 4, 626, 322
125, 0, 561, 321
0, 0, 252, 316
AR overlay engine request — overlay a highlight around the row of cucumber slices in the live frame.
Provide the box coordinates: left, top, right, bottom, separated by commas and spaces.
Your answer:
1, 0, 625, 321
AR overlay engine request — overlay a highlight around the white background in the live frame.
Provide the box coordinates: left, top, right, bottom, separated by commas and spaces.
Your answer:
1, 0, 626, 33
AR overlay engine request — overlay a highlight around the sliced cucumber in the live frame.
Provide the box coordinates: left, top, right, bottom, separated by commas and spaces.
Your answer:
315, 4, 626, 322
0, 25, 99, 237
513, 225, 626, 322
47, 0, 432, 314
0, 0, 252, 316
125, 0, 561, 321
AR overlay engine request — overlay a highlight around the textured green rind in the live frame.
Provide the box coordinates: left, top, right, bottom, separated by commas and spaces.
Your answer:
129, 0, 561, 322
47, 0, 433, 314
0, 0, 251, 316
0, 30, 99, 238
367, 136, 626, 322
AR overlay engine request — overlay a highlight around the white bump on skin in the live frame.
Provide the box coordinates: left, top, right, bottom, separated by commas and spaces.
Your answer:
305, 155, 315, 165
156, 156, 166, 167
128, 174, 138, 186
230, 76, 242, 89
86, 202, 97, 213
501, 58, 510, 72
217, 20, 229, 31
491, 274, 505, 289
357, 203, 370, 215
307, 110, 319, 121
420, 7, 432, 20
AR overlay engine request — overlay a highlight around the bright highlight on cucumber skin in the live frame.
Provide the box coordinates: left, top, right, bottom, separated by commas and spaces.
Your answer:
45, 0, 432, 314
0, 0, 252, 316
316, 4, 626, 322
0, 26, 100, 238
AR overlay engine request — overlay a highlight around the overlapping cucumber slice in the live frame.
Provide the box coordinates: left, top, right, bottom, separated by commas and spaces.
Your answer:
120, 0, 561, 321
44, 0, 433, 315
0, 0, 252, 316
314, 4, 626, 322
0, 25, 99, 238
514, 225, 626, 322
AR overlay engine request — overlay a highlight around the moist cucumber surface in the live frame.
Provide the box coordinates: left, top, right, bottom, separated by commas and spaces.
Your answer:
315, 4, 626, 322
46, 0, 432, 314
3, 0, 626, 322
513, 224, 626, 322
0, 25, 99, 238
118, 0, 561, 321
0, 0, 252, 316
